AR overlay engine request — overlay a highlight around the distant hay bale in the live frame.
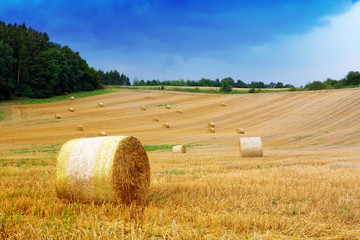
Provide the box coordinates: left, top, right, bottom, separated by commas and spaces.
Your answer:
239, 137, 263, 158
162, 122, 170, 128
172, 145, 186, 153
165, 105, 171, 109
208, 122, 215, 128
99, 132, 107, 136
140, 106, 146, 111
55, 136, 150, 205
70, 96, 75, 100
236, 128, 245, 134
153, 117, 159, 122
208, 127, 215, 133
68, 107, 74, 112
221, 102, 226, 107
98, 103, 104, 107
77, 125, 84, 131
176, 109, 183, 114
54, 114, 61, 119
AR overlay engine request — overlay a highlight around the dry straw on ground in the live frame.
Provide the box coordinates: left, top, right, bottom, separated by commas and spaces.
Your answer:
140, 106, 146, 110
54, 114, 61, 119
70, 96, 75, 100
162, 122, 170, 128
77, 125, 84, 131
55, 136, 150, 204
98, 103, 104, 107
208, 122, 215, 127
99, 132, 107, 136
165, 105, 171, 109
236, 128, 245, 134
176, 109, 183, 114
172, 145, 186, 153
221, 102, 226, 107
208, 127, 215, 133
153, 117, 159, 122
239, 137, 263, 157
68, 107, 74, 112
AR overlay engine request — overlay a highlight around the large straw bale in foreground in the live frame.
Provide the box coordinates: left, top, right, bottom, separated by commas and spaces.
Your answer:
172, 145, 186, 153
55, 136, 150, 205
239, 137, 263, 158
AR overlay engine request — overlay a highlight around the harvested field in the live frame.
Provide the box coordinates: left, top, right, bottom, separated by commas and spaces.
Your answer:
1, 89, 360, 239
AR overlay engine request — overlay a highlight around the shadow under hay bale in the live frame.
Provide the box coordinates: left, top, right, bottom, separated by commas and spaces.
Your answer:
239, 137, 263, 158
236, 128, 245, 134
208, 127, 215, 133
55, 136, 150, 205
172, 145, 186, 153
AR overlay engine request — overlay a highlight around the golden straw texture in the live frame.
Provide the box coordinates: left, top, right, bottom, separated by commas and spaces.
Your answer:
236, 128, 245, 134
162, 122, 170, 128
208, 122, 215, 127
208, 127, 215, 133
239, 137, 263, 158
172, 145, 186, 153
55, 136, 150, 205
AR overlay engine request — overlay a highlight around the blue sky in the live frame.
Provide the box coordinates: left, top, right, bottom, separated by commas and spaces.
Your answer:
1, 0, 360, 86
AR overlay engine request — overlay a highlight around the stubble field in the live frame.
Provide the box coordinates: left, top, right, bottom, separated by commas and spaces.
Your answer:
1, 89, 360, 239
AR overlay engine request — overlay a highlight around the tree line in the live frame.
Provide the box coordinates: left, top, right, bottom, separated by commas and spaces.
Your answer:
97, 70, 130, 86
0, 21, 104, 100
305, 71, 360, 90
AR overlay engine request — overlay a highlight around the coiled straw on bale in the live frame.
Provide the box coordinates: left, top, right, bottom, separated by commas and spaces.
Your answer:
236, 128, 245, 134
162, 122, 170, 128
165, 105, 171, 109
55, 136, 150, 205
172, 145, 186, 153
208, 127, 215, 133
99, 132, 107, 136
239, 137, 263, 158
153, 117, 159, 122
55, 114, 61, 119
98, 103, 104, 107
68, 107, 74, 112
140, 106, 146, 111
208, 122, 215, 128
176, 109, 183, 114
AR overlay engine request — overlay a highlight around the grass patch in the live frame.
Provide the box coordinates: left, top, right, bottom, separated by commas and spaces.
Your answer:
0, 89, 118, 106
35, 120, 60, 124
0, 158, 50, 167
8, 143, 62, 155
0, 110, 5, 121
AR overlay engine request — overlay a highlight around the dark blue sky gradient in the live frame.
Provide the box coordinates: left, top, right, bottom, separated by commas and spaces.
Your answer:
1, 0, 359, 85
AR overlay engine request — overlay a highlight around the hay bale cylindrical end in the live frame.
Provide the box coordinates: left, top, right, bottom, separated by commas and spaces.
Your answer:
239, 137, 263, 158
55, 136, 150, 205
172, 145, 186, 154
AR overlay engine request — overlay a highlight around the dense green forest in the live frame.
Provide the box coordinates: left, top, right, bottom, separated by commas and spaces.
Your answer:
304, 71, 360, 90
0, 22, 103, 100
97, 69, 130, 86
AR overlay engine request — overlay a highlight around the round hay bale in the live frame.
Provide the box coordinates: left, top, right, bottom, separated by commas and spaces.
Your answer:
68, 107, 74, 112
77, 125, 84, 131
98, 103, 104, 107
208, 127, 215, 133
208, 122, 215, 128
99, 132, 107, 136
236, 128, 245, 134
165, 105, 171, 109
162, 122, 170, 128
221, 102, 226, 107
176, 109, 183, 114
239, 137, 263, 158
54, 114, 61, 119
153, 117, 159, 122
70, 96, 75, 100
55, 136, 150, 205
172, 145, 186, 154
140, 106, 146, 111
